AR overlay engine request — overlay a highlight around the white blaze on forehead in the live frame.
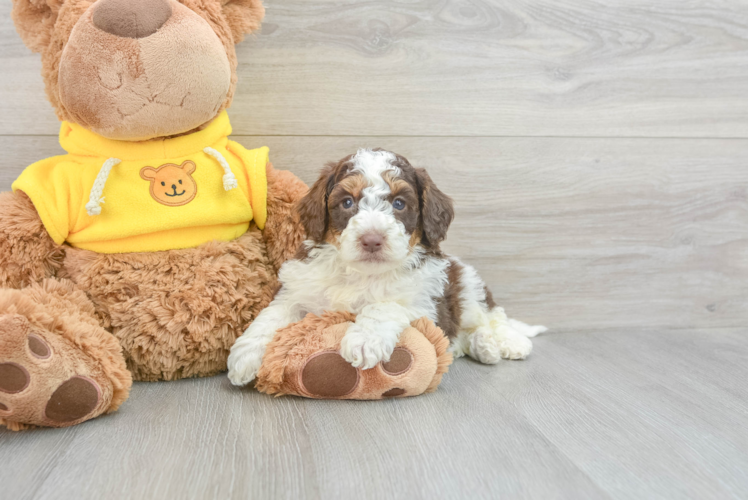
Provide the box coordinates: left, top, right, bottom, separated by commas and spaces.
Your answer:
351, 149, 400, 211
338, 149, 412, 272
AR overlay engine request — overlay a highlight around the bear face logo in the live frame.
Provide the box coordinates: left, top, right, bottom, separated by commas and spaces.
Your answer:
140, 161, 198, 207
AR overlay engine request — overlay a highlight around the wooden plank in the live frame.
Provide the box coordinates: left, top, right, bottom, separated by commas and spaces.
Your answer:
2, 328, 747, 499
499, 327, 748, 499
1, 135, 746, 331
2, 0, 748, 138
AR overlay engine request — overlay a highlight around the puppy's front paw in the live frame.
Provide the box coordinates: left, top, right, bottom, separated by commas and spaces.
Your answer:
227, 337, 266, 386
340, 324, 397, 370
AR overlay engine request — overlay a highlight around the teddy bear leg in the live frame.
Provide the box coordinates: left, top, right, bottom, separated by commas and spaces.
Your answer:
256, 314, 453, 400
0, 280, 132, 430
262, 162, 309, 273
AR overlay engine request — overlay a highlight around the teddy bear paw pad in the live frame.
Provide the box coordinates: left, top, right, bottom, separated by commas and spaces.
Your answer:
381, 348, 413, 375
382, 388, 406, 397
0, 363, 31, 394
27, 334, 51, 359
45, 377, 101, 423
300, 351, 360, 398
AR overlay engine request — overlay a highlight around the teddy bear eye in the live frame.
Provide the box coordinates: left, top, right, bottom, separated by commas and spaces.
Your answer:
393, 199, 406, 210
161, 181, 165, 186
179, 180, 183, 184
342, 197, 354, 209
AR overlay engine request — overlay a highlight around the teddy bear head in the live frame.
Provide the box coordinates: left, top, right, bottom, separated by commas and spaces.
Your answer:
12, 0, 264, 141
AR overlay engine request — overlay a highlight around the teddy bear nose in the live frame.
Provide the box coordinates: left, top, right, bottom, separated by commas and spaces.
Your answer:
93, 0, 172, 39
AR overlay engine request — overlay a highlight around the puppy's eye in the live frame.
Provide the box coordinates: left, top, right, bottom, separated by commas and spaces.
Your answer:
342, 197, 354, 209
393, 199, 406, 210
161, 182, 166, 186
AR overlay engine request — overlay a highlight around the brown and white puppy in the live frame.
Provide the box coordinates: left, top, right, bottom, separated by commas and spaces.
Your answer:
228, 149, 545, 385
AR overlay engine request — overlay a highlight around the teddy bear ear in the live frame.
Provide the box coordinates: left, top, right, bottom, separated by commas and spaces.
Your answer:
11, 0, 62, 53
140, 167, 158, 181
220, 0, 265, 44
181, 161, 197, 175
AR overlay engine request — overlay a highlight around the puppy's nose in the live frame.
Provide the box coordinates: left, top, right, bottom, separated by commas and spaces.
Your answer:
93, 0, 172, 39
360, 233, 384, 253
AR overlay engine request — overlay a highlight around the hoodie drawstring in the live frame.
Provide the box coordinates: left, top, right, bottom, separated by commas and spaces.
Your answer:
86, 158, 121, 216
203, 147, 238, 191
86, 148, 238, 217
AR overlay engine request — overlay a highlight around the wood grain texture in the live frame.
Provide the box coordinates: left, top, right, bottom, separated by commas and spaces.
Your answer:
2, 135, 746, 331
2, 328, 747, 500
2, 0, 748, 137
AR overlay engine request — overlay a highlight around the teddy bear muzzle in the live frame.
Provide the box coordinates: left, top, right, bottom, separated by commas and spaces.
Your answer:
57, 0, 232, 141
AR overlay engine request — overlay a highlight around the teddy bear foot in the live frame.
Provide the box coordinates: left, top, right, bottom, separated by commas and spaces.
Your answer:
255, 313, 453, 400
0, 314, 113, 430
297, 347, 421, 399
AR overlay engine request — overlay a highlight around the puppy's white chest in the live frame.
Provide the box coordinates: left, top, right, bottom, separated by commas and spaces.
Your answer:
279, 249, 449, 321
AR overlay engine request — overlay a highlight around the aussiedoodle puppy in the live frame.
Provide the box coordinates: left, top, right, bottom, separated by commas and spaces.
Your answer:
228, 149, 545, 386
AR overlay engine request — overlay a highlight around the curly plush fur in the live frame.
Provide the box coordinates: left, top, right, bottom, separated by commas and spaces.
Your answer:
0, 191, 65, 289
64, 228, 277, 381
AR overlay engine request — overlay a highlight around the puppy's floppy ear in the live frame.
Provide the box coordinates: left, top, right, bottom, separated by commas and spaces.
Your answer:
296, 165, 335, 243
221, 0, 265, 44
416, 168, 454, 247
11, 0, 61, 53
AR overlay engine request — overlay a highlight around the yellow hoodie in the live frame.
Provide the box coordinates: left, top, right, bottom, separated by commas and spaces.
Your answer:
12, 112, 267, 254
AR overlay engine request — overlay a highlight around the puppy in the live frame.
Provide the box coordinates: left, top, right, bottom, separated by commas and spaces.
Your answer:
228, 149, 546, 386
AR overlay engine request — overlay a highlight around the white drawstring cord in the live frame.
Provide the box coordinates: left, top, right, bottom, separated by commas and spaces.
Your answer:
86, 158, 121, 216
87, 149, 236, 217
203, 147, 238, 191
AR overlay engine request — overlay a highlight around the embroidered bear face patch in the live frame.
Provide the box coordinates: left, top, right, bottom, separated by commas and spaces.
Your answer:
140, 161, 198, 207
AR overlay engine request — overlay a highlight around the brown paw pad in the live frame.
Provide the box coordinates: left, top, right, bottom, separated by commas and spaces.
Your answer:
301, 352, 359, 398
381, 348, 413, 375
45, 377, 100, 423
382, 388, 406, 398
27, 334, 51, 359
0, 363, 30, 394
0, 402, 9, 412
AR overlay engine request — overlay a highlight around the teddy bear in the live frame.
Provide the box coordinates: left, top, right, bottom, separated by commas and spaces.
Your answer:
0, 0, 452, 430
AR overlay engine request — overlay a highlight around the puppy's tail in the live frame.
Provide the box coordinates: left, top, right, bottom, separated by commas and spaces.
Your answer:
508, 318, 548, 338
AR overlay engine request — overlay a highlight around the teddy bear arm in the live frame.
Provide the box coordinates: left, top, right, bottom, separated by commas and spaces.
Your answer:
261, 162, 309, 273
0, 191, 65, 289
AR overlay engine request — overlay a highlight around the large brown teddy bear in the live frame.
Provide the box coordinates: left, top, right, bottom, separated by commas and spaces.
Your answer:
0, 0, 452, 430
0, 0, 312, 430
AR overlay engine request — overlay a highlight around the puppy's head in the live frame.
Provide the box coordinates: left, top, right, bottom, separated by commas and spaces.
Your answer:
297, 149, 454, 274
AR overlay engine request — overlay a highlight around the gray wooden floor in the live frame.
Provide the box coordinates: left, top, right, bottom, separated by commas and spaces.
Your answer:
1, 0, 747, 498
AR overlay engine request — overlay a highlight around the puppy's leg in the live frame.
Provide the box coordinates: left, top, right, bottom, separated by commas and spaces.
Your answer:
340, 302, 411, 369
450, 262, 545, 364
228, 299, 301, 386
